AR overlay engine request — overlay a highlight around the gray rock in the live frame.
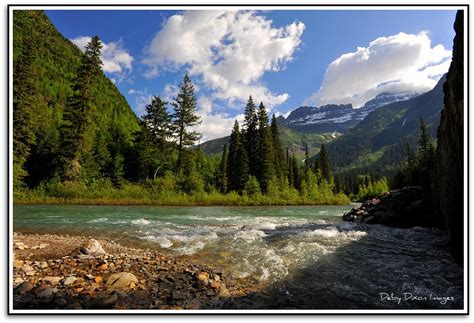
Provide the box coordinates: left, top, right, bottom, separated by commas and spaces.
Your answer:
172, 290, 189, 300
91, 293, 118, 309
14, 281, 34, 294
36, 287, 58, 298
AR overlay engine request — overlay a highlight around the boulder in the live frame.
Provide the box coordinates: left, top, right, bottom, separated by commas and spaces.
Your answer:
342, 186, 437, 228
106, 272, 138, 289
72, 239, 106, 257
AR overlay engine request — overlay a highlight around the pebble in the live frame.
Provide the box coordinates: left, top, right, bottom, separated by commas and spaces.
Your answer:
43, 276, 63, 286
63, 276, 77, 286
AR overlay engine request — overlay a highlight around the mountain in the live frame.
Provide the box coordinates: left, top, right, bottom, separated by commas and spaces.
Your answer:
199, 127, 341, 160
326, 75, 446, 172
280, 92, 419, 134
13, 10, 140, 186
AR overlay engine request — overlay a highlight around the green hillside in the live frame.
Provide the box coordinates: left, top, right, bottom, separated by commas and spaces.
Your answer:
13, 10, 139, 186
327, 76, 445, 173
199, 126, 341, 160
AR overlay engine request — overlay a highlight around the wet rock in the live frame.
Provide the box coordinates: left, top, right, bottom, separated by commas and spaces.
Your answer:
342, 186, 436, 228
14, 281, 34, 294
91, 293, 118, 309
106, 272, 138, 289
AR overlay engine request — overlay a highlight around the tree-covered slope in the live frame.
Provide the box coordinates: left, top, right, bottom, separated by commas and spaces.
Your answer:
326, 76, 446, 171
199, 127, 341, 160
13, 10, 139, 186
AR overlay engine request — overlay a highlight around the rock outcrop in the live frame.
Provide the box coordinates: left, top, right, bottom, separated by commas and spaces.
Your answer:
432, 10, 464, 265
343, 187, 436, 228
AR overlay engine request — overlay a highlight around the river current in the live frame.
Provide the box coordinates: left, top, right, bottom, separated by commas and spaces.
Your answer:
13, 204, 464, 309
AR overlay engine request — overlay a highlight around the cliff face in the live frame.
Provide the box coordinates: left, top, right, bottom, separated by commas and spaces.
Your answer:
433, 11, 464, 264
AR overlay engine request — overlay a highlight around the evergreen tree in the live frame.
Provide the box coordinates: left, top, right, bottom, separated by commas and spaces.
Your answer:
418, 118, 435, 169
172, 74, 201, 174
287, 149, 294, 187
242, 96, 259, 177
58, 36, 103, 181
304, 143, 310, 172
270, 114, 286, 179
256, 102, 274, 192
291, 153, 301, 191
218, 143, 229, 192
133, 121, 156, 181
318, 143, 332, 182
13, 34, 37, 188
227, 120, 249, 192
143, 95, 174, 179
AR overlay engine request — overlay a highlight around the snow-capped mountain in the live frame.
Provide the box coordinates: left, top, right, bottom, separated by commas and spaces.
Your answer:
280, 92, 420, 133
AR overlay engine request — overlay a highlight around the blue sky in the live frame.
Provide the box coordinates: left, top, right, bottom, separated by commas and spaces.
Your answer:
46, 9, 457, 141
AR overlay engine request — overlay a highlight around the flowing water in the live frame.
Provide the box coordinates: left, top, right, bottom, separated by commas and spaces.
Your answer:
13, 204, 464, 309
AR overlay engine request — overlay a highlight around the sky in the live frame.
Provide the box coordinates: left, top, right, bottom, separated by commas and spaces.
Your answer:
45, 9, 457, 142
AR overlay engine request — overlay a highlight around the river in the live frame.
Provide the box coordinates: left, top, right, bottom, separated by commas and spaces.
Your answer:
13, 204, 464, 309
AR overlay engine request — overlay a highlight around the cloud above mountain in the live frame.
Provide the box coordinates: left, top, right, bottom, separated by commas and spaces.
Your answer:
71, 36, 134, 80
306, 32, 451, 108
142, 10, 305, 107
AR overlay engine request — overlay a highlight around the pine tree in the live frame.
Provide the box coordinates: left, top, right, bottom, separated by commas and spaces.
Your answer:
287, 149, 294, 187
143, 95, 174, 179
418, 118, 435, 170
242, 96, 259, 177
134, 121, 156, 181
227, 120, 248, 192
218, 143, 229, 192
58, 36, 103, 181
172, 74, 201, 174
271, 114, 286, 179
304, 143, 310, 172
291, 153, 301, 191
318, 143, 332, 182
256, 102, 274, 192
13, 34, 37, 188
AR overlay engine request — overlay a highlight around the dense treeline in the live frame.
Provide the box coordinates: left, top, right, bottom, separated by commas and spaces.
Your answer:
217, 96, 348, 203
13, 11, 349, 205
13, 10, 139, 190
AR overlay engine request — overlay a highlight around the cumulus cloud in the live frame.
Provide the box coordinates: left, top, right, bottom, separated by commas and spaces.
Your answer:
142, 10, 304, 107
194, 96, 244, 142
306, 32, 452, 108
71, 36, 134, 80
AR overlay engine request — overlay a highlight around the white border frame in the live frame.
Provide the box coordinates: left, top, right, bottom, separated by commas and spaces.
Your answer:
7, 3, 469, 315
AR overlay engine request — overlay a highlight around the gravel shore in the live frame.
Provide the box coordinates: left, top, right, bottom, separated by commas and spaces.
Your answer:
12, 232, 262, 310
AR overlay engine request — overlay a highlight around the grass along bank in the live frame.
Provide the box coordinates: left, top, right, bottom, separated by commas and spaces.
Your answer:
14, 179, 350, 206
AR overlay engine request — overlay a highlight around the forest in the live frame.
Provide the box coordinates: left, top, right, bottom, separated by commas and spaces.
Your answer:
12, 10, 442, 207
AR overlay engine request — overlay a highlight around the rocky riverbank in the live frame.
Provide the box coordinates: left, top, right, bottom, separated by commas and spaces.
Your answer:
343, 186, 438, 228
12, 232, 262, 310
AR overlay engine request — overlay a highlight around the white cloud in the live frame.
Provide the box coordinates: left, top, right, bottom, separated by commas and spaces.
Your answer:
306, 32, 452, 108
127, 89, 136, 94
71, 36, 134, 80
142, 10, 304, 108
194, 96, 244, 142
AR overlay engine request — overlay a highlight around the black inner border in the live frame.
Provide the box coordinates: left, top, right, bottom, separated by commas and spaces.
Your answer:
6, 3, 470, 316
